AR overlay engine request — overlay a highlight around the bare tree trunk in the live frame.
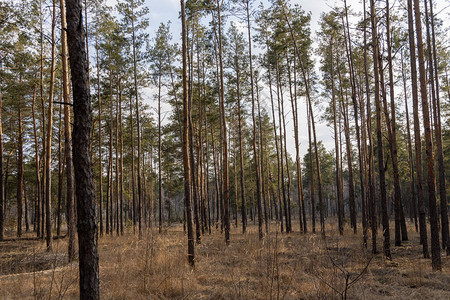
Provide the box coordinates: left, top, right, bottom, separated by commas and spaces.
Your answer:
342, 3, 361, 234
57, 104, 63, 237
428, 0, 449, 255
336, 59, 352, 236
370, 0, 391, 259
289, 55, 306, 233
307, 102, 315, 234
235, 53, 247, 234
130, 3, 143, 236
256, 83, 268, 234
385, 0, 408, 245
245, 0, 263, 239
31, 84, 41, 239
363, 0, 377, 255
401, 50, 418, 233
216, 0, 230, 244
24, 182, 29, 232
266, 44, 282, 232
39, 0, 46, 240
0, 63, 3, 241
331, 41, 343, 239
66, 0, 100, 296
119, 82, 124, 235
275, 55, 289, 234
181, 0, 195, 266
129, 94, 136, 232
158, 63, 163, 233
407, 0, 429, 259
95, 35, 103, 237
60, 0, 76, 259
46, 0, 57, 251
17, 108, 24, 237
414, 0, 441, 270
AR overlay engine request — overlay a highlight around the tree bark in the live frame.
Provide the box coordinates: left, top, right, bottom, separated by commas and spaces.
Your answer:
407, 0, 430, 259
181, 0, 195, 266
414, 0, 441, 270
45, 0, 57, 251
370, 0, 391, 259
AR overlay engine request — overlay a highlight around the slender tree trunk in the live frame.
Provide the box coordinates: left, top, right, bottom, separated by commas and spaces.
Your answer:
401, 50, 418, 233
290, 55, 306, 233
181, 0, 195, 266
305, 101, 315, 234
275, 55, 289, 234
119, 82, 124, 235
331, 43, 343, 239
31, 84, 41, 239
46, 0, 57, 251
39, 0, 46, 241
0, 62, 4, 241
414, 0, 441, 270
428, 0, 449, 255
216, 0, 230, 244
281, 65, 292, 233
57, 104, 63, 237
266, 44, 282, 232
60, 0, 75, 259
337, 61, 352, 236
385, 0, 408, 245
24, 182, 29, 232
342, 4, 361, 234
370, 0, 391, 259
131, 4, 142, 236
407, 0, 429, 259
245, 0, 263, 239
236, 55, 247, 234
256, 84, 268, 234
17, 108, 24, 237
95, 35, 103, 237
129, 95, 136, 232
158, 62, 163, 234
363, 0, 377, 254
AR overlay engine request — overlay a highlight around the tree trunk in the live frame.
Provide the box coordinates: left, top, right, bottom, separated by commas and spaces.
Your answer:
31, 84, 41, 239
428, 0, 449, 255
181, 0, 195, 266
17, 108, 24, 237
401, 50, 418, 233
289, 55, 306, 233
245, 0, 263, 240
216, 0, 230, 245
235, 51, 247, 234
385, 0, 408, 245
275, 55, 289, 234
46, 0, 57, 251
60, 0, 76, 259
407, 0, 429, 259
370, 0, 391, 259
66, 0, 100, 296
414, 0, 441, 270
331, 42, 343, 239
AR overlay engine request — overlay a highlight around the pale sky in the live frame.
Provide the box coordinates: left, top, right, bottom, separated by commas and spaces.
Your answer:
138, 0, 449, 160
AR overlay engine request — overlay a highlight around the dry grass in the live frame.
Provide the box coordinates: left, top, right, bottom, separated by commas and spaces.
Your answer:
0, 220, 449, 299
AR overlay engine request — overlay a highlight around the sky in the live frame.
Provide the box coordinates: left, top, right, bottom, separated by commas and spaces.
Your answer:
142, 0, 358, 159
136, 0, 449, 160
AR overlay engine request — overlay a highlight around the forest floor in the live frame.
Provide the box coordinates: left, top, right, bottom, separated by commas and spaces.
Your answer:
0, 220, 449, 299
